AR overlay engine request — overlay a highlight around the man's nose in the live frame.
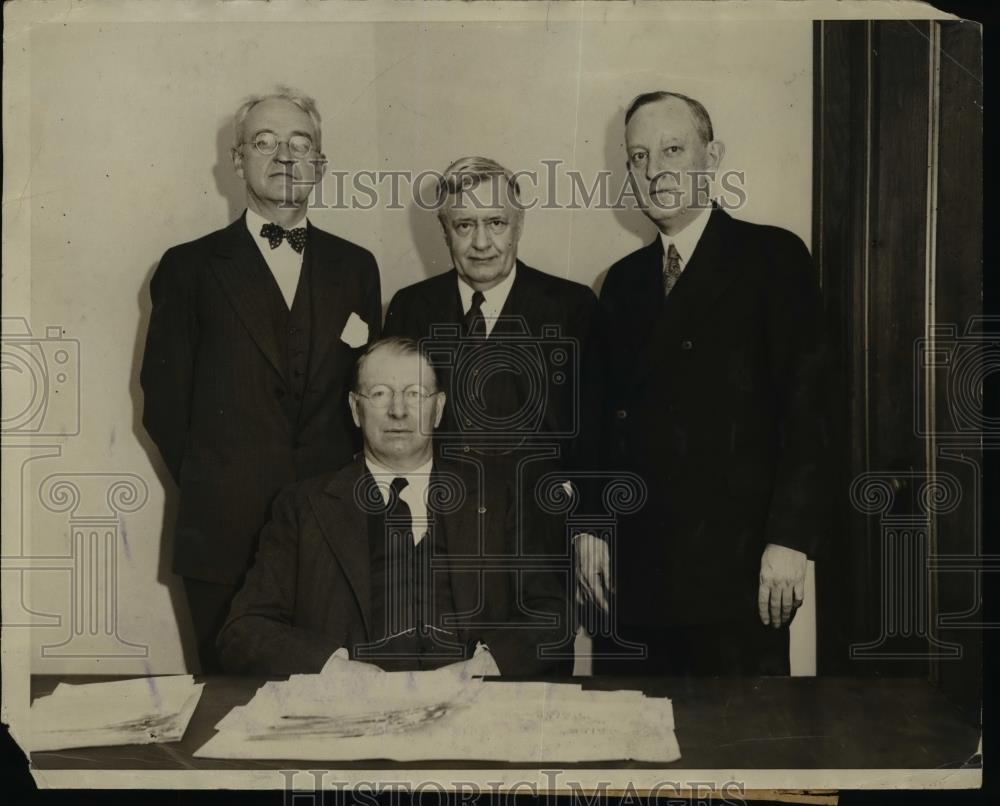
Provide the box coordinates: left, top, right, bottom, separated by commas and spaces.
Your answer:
472, 222, 491, 250
387, 393, 407, 418
645, 157, 663, 182
274, 141, 295, 163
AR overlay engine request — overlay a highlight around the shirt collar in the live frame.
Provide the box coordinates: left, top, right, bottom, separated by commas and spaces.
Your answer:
364, 456, 434, 504
659, 205, 711, 266
456, 263, 518, 316
245, 207, 309, 240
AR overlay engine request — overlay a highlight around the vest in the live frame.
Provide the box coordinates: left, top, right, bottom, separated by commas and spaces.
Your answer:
361, 507, 468, 671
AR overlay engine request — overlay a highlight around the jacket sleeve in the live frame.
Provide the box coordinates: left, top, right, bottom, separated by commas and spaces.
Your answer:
382, 289, 413, 339
216, 486, 342, 675
475, 482, 570, 676
139, 249, 197, 484
362, 251, 383, 343
761, 231, 833, 559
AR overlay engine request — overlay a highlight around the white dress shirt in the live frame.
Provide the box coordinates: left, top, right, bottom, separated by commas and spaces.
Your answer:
457, 264, 517, 337
245, 207, 307, 310
658, 205, 712, 273
364, 456, 433, 545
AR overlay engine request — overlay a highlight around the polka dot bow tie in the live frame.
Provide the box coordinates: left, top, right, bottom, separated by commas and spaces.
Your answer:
260, 222, 307, 254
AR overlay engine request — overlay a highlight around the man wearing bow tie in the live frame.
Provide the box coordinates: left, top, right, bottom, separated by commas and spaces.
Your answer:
578, 91, 831, 675
140, 88, 381, 672
218, 337, 566, 676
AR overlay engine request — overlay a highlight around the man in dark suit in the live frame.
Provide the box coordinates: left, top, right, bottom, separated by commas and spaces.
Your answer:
217, 337, 566, 676
578, 91, 830, 675
140, 89, 381, 672
384, 157, 599, 571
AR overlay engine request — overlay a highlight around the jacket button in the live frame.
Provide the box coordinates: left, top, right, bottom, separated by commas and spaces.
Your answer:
616, 409, 628, 419
463, 445, 471, 453
681, 339, 694, 350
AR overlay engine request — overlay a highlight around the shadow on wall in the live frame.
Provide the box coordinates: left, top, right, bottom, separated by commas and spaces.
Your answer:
129, 261, 201, 673
214, 116, 248, 224
408, 173, 453, 281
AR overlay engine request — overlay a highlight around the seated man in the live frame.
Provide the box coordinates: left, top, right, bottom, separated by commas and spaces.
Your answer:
217, 337, 567, 676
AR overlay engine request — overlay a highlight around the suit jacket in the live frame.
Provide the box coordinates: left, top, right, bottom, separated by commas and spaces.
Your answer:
383, 261, 600, 482
597, 208, 831, 626
140, 213, 382, 584
216, 456, 568, 676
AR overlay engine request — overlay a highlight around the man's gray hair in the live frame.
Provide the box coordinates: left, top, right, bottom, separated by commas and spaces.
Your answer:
232, 86, 323, 152
435, 155, 523, 220
625, 91, 715, 145
351, 337, 439, 394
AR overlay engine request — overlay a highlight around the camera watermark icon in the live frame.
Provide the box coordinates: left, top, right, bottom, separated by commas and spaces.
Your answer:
915, 316, 1000, 443
848, 471, 962, 660
421, 319, 580, 440
1, 317, 80, 437
914, 317, 1000, 629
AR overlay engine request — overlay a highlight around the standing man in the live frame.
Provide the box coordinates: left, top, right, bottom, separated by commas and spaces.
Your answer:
579, 91, 829, 675
384, 157, 600, 567
140, 88, 381, 672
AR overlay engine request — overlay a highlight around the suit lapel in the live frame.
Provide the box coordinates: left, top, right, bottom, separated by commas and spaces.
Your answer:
210, 214, 287, 381
303, 222, 348, 379
311, 458, 372, 638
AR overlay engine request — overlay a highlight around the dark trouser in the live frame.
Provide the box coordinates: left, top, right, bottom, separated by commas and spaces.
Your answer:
183, 578, 239, 674
592, 614, 791, 677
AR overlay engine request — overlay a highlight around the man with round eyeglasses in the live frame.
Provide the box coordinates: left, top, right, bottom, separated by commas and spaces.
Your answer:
218, 338, 567, 676
140, 87, 382, 673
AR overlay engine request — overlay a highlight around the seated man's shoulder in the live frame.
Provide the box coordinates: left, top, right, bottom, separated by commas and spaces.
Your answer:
276, 458, 365, 510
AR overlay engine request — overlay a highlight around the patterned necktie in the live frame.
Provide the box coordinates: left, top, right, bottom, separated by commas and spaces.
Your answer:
663, 243, 683, 297
464, 290, 487, 337
388, 476, 412, 541
260, 222, 307, 254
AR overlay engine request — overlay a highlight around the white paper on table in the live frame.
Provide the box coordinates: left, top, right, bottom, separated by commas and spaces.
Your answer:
29, 675, 204, 752
196, 678, 679, 763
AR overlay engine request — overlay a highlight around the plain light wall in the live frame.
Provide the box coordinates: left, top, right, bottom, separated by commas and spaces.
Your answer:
21, 19, 812, 673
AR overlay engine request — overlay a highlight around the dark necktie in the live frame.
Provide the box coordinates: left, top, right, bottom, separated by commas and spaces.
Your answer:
463, 290, 487, 337
387, 476, 412, 542
663, 243, 683, 297
260, 222, 307, 254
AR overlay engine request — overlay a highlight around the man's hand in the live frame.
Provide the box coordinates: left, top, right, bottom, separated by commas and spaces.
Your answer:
574, 532, 612, 612
758, 543, 807, 628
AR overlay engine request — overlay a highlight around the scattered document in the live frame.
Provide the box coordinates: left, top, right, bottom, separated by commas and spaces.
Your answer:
30, 675, 204, 752
195, 668, 679, 762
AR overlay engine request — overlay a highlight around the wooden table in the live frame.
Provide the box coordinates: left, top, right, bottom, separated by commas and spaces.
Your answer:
29, 675, 981, 770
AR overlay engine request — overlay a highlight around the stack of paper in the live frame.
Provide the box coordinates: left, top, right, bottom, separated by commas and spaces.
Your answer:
195, 670, 678, 762
30, 675, 204, 752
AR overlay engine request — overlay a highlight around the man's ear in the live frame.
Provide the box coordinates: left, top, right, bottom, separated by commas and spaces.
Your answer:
231, 147, 245, 180
432, 392, 446, 429
348, 392, 362, 428
706, 140, 726, 171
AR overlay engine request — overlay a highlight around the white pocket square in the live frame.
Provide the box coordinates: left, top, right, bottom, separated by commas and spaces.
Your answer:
340, 313, 369, 349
